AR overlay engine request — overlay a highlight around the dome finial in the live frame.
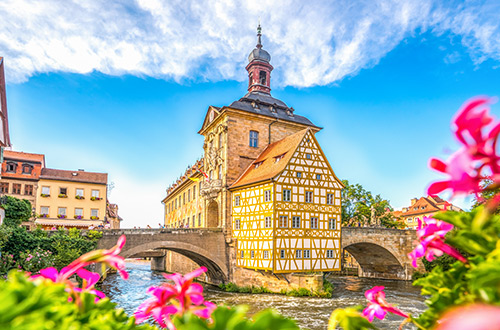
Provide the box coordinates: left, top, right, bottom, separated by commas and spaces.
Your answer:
256, 23, 262, 49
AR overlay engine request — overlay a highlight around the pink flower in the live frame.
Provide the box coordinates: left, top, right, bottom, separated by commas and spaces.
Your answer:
428, 97, 499, 197
362, 286, 408, 322
408, 217, 467, 267
435, 304, 500, 330
73, 268, 106, 301
135, 267, 216, 330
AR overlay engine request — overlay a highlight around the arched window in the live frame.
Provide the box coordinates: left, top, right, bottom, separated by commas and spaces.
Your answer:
259, 71, 267, 85
249, 130, 259, 147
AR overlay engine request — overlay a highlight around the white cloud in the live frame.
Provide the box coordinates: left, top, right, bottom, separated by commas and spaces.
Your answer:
0, 0, 499, 86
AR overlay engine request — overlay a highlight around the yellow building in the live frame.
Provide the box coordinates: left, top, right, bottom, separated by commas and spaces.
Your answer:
229, 129, 344, 273
35, 168, 107, 229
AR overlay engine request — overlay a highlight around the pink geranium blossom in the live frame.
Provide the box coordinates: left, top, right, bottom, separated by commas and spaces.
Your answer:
428, 97, 500, 197
135, 267, 216, 330
408, 217, 467, 267
435, 304, 500, 330
362, 286, 408, 322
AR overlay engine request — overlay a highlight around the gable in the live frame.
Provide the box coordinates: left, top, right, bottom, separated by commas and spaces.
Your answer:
198, 106, 221, 134
275, 130, 344, 189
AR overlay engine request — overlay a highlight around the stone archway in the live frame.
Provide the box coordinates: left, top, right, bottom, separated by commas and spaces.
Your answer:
121, 241, 228, 284
206, 200, 219, 228
344, 242, 407, 280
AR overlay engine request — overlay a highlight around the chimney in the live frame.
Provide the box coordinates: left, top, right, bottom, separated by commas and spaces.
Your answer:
410, 198, 417, 206
78, 169, 85, 171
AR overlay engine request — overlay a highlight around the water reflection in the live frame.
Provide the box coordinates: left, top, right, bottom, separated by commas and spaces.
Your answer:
101, 262, 426, 330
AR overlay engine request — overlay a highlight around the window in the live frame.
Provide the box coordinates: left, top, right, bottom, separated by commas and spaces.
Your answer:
250, 250, 255, 259
254, 161, 263, 169
303, 250, 310, 258
22, 164, 32, 174
259, 70, 267, 85
295, 250, 302, 258
264, 190, 271, 202
279, 215, 288, 228
249, 130, 259, 147
91, 189, 99, 198
408, 218, 413, 223
218, 165, 222, 179
76, 188, 84, 197
24, 184, 33, 196
305, 191, 313, 203
58, 207, 66, 216
310, 217, 318, 229
193, 186, 196, 199
209, 170, 213, 180
91, 209, 99, 218
296, 172, 302, 178
240, 250, 244, 258
316, 174, 321, 180
218, 133, 223, 148
327, 250, 334, 258
12, 183, 21, 194
40, 206, 49, 215
274, 153, 285, 163
283, 189, 291, 201
280, 249, 285, 259
415, 217, 419, 223
235, 196, 240, 206
175, 199, 177, 209
0, 182, 8, 193
292, 216, 301, 228
199, 182, 202, 194
198, 213, 201, 227
60, 187, 67, 196
42, 186, 50, 195
306, 153, 311, 159
263, 250, 269, 259
265, 216, 272, 228
192, 215, 195, 227
187, 189, 191, 202
183, 192, 185, 205
329, 218, 336, 230
234, 219, 241, 230
327, 194, 334, 205
6, 162, 16, 173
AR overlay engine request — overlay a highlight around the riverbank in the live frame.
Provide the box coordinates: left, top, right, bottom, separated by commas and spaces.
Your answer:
218, 279, 333, 298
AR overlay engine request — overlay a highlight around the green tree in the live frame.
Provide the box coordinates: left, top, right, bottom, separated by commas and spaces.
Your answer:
341, 179, 395, 227
0, 196, 33, 227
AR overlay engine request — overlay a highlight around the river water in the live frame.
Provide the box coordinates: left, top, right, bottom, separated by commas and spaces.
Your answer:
101, 262, 427, 330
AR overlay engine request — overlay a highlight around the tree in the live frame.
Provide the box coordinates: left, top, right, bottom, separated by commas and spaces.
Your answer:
341, 180, 396, 227
0, 196, 33, 227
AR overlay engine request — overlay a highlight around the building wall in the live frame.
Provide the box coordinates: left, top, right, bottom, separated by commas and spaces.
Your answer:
164, 179, 204, 228
232, 182, 274, 270
35, 179, 107, 221
0, 178, 37, 209
273, 130, 342, 273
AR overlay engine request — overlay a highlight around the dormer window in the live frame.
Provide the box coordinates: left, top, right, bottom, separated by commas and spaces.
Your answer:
274, 153, 286, 163
22, 164, 33, 174
254, 161, 264, 169
6, 162, 16, 173
259, 71, 267, 85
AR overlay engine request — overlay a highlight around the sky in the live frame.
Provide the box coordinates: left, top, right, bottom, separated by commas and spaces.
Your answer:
1, 0, 500, 228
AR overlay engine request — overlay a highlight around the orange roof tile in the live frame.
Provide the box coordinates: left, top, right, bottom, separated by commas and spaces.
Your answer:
230, 129, 309, 189
3, 150, 45, 164
40, 168, 107, 185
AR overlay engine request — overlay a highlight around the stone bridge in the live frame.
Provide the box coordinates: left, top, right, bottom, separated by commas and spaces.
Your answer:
97, 227, 422, 283
96, 228, 229, 284
342, 227, 423, 280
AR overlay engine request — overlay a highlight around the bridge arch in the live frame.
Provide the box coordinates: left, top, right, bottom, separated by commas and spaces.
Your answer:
343, 242, 410, 280
121, 241, 228, 283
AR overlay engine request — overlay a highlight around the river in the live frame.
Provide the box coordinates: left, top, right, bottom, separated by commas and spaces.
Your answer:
101, 262, 427, 330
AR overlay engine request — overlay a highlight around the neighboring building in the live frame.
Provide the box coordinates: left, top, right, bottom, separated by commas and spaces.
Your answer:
0, 57, 11, 151
395, 195, 462, 229
162, 26, 343, 273
35, 168, 108, 229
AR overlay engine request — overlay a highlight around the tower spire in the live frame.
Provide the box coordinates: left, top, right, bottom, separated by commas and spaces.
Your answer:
256, 23, 262, 49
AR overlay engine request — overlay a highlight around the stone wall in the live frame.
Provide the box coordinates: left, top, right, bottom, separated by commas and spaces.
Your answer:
164, 250, 200, 274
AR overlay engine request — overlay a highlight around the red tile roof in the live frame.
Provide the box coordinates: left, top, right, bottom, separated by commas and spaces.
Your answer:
4, 150, 45, 164
230, 129, 308, 189
40, 168, 107, 184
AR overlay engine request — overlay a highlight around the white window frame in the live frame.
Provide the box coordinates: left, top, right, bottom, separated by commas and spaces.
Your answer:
42, 186, 50, 195
76, 188, 84, 197
305, 191, 313, 203
249, 130, 259, 147
329, 218, 336, 230
292, 216, 301, 228
264, 190, 271, 202
303, 250, 310, 258
310, 217, 318, 229
327, 250, 334, 258
91, 209, 99, 218
58, 207, 66, 216
327, 194, 334, 205
75, 208, 83, 216
296, 172, 302, 178
234, 219, 241, 230
280, 249, 285, 259
279, 215, 288, 228
240, 250, 244, 258
265, 216, 272, 228
91, 190, 100, 198
263, 250, 269, 259
250, 250, 255, 259
235, 196, 240, 206
283, 189, 291, 202
295, 249, 302, 258
40, 206, 49, 215
316, 174, 321, 180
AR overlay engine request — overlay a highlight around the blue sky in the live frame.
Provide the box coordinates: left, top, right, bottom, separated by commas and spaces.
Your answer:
2, 0, 500, 227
